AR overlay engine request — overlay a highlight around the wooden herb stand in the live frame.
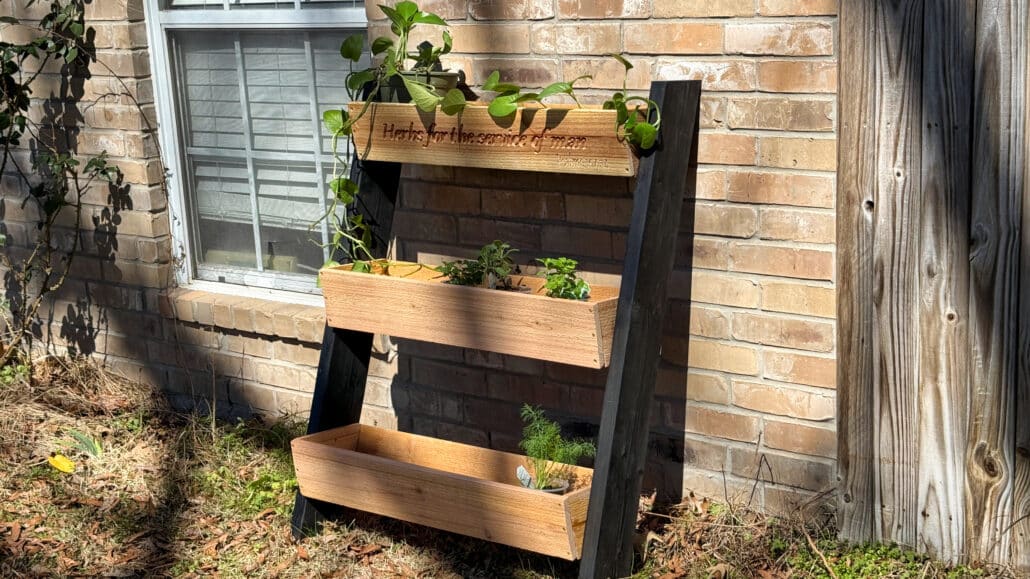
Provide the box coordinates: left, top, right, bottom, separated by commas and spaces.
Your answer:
291, 80, 702, 579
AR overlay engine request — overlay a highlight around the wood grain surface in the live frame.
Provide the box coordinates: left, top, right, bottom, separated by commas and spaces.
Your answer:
348, 103, 638, 177
320, 261, 619, 369
292, 424, 593, 560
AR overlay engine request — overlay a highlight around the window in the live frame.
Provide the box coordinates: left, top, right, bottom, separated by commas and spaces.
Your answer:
145, 0, 367, 294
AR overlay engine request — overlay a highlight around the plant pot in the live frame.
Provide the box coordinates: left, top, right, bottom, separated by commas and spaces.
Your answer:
348, 102, 639, 177
292, 424, 594, 560
319, 260, 619, 368
378, 70, 460, 103
540, 479, 570, 494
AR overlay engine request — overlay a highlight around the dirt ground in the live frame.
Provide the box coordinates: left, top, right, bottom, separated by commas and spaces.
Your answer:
0, 359, 1013, 578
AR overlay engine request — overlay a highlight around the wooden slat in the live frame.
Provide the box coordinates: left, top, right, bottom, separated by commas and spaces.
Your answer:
965, 0, 1025, 564
1010, 2, 1030, 571
872, 0, 924, 547
836, 0, 879, 544
320, 261, 620, 369
579, 80, 701, 579
292, 425, 591, 560
916, 0, 975, 562
349, 103, 638, 177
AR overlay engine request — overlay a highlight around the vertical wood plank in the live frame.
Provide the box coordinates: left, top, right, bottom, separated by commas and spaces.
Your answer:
872, 0, 924, 547
1011, 3, 1030, 570
964, 0, 1025, 564
578, 80, 701, 579
916, 0, 975, 562
836, 0, 879, 543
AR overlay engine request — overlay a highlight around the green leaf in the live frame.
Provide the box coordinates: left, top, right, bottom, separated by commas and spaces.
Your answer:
351, 260, 371, 273
370, 36, 393, 55
378, 4, 405, 29
412, 11, 447, 26
394, 1, 419, 21
609, 53, 633, 71
329, 177, 358, 203
322, 109, 347, 135
347, 69, 376, 92
516, 92, 540, 103
487, 93, 519, 118
64, 46, 77, 63
536, 81, 571, 101
441, 30, 453, 55
482, 70, 500, 91
631, 122, 658, 150
440, 88, 466, 115
340, 35, 364, 62
401, 76, 442, 112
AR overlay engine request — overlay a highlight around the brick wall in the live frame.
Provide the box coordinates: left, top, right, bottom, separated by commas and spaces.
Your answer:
364, 0, 840, 511
0, 0, 839, 514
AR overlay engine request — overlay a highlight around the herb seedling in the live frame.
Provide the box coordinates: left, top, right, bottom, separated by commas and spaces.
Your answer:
517, 404, 595, 491
438, 241, 518, 289
603, 53, 662, 150
537, 257, 591, 300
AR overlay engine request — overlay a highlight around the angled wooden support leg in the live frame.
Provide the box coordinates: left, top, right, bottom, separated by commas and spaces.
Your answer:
579, 80, 701, 579
292, 158, 401, 539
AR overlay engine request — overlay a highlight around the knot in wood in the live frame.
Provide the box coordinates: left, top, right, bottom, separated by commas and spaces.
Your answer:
982, 455, 999, 478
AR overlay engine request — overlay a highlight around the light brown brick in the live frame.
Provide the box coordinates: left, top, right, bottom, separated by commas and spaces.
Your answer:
758, 0, 837, 16
693, 203, 758, 238
531, 23, 622, 55
758, 60, 837, 93
727, 97, 834, 132
625, 23, 724, 55
682, 237, 731, 270
695, 169, 727, 200
700, 96, 727, 129
761, 281, 836, 318
562, 57, 654, 90
655, 59, 758, 91
732, 381, 835, 421
664, 302, 731, 340
227, 334, 273, 359
760, 208, 835, 243
402, 182, 480, 214
565, 195, 630, 227
656, 367, 732, 403
662, 336, 760, 375
726, 171, 834, 208
483, 189, 565, 220
558, 0, 650, 18
730, 449, 833, 490
725, 23, 833, 56
371, 0, 466, 20
729, 243, 834, 280
471, 58, 559, 88
677, 270, 761, 308
698, 133, 757, 166
764, 351, 836, 388
654, 0, 752, 16
759, 137, 836, 171
273, 341, 321, 367
764, 420, 836, 458
449, 23, 531, 53
469, 0, 555, 20
732, 312, 834, 352
680, 406, 760, 443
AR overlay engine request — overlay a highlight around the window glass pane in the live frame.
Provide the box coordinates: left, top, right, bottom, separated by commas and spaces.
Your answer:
173, 29, 364, 282
166, 1, 362, 9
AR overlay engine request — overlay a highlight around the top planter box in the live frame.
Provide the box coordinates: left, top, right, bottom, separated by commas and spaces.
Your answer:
321, 261, 619, 368
348, 102, 638, 177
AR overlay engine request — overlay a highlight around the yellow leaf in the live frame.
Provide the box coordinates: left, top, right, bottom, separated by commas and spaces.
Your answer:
48, 452, 75, 473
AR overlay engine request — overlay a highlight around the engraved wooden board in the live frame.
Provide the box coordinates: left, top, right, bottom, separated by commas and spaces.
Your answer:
348, 102, 638, 177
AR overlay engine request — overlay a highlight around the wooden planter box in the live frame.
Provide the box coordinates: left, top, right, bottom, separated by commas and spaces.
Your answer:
292, 424, 593, 560
320, 261, 619, 368
349, 102, 638, 177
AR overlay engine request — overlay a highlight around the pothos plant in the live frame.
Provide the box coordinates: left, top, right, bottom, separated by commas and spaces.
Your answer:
316, 1, 467, 273
516, 404, 596, 492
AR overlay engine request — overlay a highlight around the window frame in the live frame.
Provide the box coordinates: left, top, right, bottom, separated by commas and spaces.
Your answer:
143, 0, 366, 300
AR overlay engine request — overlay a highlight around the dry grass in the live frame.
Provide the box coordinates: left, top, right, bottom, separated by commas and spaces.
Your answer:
0, 357, 1018, 578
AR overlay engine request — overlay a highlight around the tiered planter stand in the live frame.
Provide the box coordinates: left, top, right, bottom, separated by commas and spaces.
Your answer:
290, 80, 702, 578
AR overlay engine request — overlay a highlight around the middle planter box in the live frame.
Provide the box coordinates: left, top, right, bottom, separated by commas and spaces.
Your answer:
320, 260, 619, 368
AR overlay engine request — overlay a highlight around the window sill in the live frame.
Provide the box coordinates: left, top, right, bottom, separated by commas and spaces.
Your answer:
159, 285, 326, 344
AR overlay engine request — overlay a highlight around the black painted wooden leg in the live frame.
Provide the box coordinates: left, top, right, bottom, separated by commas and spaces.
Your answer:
579, 80, 702, 579
291, 325, 375, 539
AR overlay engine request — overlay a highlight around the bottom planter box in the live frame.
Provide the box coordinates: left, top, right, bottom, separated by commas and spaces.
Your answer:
292, 424, 593, 560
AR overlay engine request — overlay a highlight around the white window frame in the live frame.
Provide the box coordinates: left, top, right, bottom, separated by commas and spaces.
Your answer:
144, 0, 366, 303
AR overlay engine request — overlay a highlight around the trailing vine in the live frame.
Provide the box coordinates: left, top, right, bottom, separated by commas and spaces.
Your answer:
0, 1, 123, 369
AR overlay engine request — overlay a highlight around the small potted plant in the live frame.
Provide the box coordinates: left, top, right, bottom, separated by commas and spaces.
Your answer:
537, 257, 591, 300
437, 240, 523, 290
516, 404, 596, 494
